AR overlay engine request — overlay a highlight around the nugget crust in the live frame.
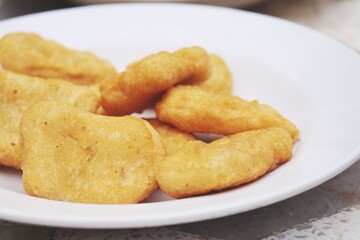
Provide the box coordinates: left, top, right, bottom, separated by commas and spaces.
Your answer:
0, 71, 100, 169
21, 101, 165, 204
156, 86, 299, 140
156, 127, 293, 198
100, 46, 211, 116
194, 54, 232, 94
0, 32, 117, 85
146, 119, 196, 155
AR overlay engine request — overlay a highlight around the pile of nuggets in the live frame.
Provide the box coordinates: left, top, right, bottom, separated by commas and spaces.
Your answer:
0, 32, 299, 204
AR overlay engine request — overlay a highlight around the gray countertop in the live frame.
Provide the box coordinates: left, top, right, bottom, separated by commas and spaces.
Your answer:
1, 0, 360, 239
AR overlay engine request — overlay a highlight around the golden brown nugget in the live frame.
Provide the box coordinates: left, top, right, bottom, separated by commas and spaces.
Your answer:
156, 127, 293, 198
0, 71, 100, 169
21, 101, 165, 204
156, 86, 299, 140
146, 119, 196, 155
100, 46, 211, 116
0, 32, 117, 85
194, 54, 232, 94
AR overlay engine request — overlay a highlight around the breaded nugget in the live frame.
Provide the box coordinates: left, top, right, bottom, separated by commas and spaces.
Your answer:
157, 127, 293, 198
0, 71, 100, 169
194, 54, 232, 94
0, 32, 117, 85
21, 101, 165, 204
100, 46, 211, 116
146, 118, 196, 155
156, 86, 299, 140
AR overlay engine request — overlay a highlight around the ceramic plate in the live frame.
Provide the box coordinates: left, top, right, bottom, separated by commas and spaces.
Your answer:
0, 3, 360, 228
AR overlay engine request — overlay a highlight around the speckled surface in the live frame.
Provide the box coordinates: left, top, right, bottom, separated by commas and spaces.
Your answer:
0, 0, 360, 239
53, 227, 218, 240
263, 204, 360, 240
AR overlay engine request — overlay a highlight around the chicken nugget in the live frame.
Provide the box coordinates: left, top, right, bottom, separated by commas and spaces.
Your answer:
0, 71, 100, 169
156, 86, 299, 140
146, 119, 196, 155
0, 32, 117, 85
21, 101, 165, 204
194, 54, 232, 94
100, 46, 211, 116
156, 127, 293, 198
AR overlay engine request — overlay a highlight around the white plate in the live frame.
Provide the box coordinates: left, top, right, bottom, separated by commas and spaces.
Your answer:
1, 3, 360, 229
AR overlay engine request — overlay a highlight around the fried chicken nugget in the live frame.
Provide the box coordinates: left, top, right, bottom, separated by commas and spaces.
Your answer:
0, 71, 100, 169
156, 127, 293, 198
0, 32, 117, 85
156, 86, 299, 141
20, 101, 165, 204
194, 54, 232, 94
146, 119, 196, 155
100, 46, 211, 116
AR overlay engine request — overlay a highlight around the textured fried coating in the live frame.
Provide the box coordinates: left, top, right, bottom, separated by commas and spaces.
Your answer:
194, 54, 232, 94
21, 101, 165, 204
0, 71, 100, 169
100, 46, 211, 116
156, 86, 299, 140
156, 127, 293, 198
0, 32, 117, 85
146, 119, 196, 155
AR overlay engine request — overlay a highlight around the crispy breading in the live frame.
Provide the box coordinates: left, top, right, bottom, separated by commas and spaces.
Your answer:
0, 71, 100, 169
146, 118, 196, 155
0, 32, 117, 85
194, 54, 232, 94
156, 127, 293, 198
21, 101, 165, 204
100, 46, 211, 116
156, 86, 299, 140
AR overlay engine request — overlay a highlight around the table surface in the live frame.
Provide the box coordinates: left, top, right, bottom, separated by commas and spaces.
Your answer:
1, 0, 360, 239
